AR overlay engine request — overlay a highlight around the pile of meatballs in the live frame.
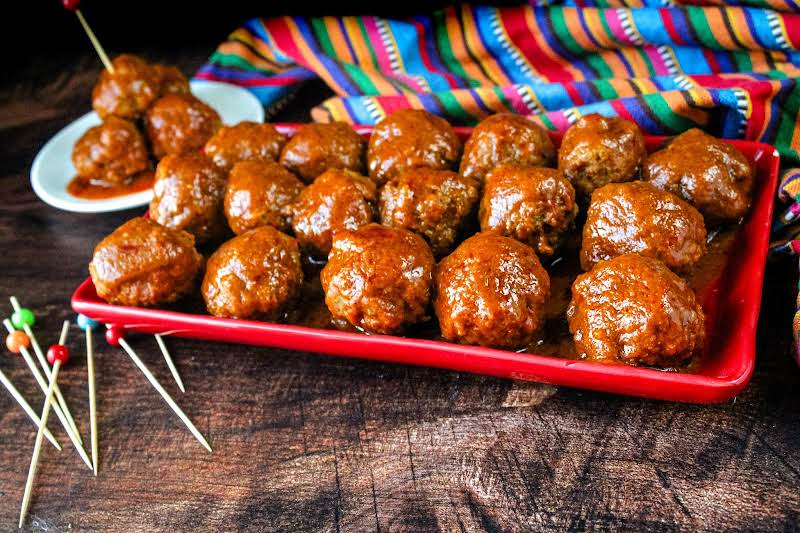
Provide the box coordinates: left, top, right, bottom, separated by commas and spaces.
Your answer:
88, 108, 756, 369
72, 54, 221, 188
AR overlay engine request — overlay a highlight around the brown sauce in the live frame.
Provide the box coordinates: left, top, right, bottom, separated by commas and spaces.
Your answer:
281, 225, 738, 373
67, 171, 154, 200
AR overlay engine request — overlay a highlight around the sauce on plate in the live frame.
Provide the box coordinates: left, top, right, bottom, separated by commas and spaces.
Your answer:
67, 171, 154, 200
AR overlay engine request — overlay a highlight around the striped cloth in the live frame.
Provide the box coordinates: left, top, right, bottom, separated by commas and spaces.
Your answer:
196, 2, 800, 358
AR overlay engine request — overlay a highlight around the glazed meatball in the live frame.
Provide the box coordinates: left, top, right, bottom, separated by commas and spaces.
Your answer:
379, 168, 480, 256
643, 128, 754, 221
291, 169, 377, 256
72, 116, 149, 184
567, 254, 705, 367
154, 64, 190, 95
202, 226, 303, 320
204, 122, 287, 172
92, 54, 161, 120
279, 122, 366, 183
320, 224, 434, 334
367, 109, 462, 185
581, 181, 707, 272
558, 113, 645, 198
150, 152, 228, 245
225, 160, 304, 235
479, 165, 577, 256
434, 232, 550, 349
145, 93, 221, 158
89, 217, 202, 307
460, 113, 555, 184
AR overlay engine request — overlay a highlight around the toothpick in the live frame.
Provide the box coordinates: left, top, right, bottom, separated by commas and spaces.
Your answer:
155, 334, 185, 393
3, 319, 91, 470
9, 297, 82, 442
117, 336, 211, 452
0, 369, 60, 450
75, 9, 114, 73
19, 321, 70, 529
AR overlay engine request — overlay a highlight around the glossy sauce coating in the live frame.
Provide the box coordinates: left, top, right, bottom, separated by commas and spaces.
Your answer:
643, 128, 754, 221
154, 64, 190, 96
145, 93, 221, 158
202, 226, 303, 320
291, 169, 377, 256
379, 168, 480, 257
434, 232, 550, 349
581, 181, 707, 272
367, 109, 462, 185
71, 116, 149, 185
279, 122, 366, 183
150, 152, 228, 245
92, 54, 161, 120
460, 113, 555, 183
204, 122, 287, 172
225, 160, 305, 235
321, 224, 435, 334
558, 113, 645, 198
89, 217, 202, 307
567, 254, 705, 367
479, 165, 577, 256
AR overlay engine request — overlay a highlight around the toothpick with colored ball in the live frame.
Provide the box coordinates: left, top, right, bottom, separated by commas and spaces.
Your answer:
62, 0, 115, 73
3, 319, 91, 469
2, 330, 61, 450
77, 314, 99, 475
9, 297, 82, 442
19, 321, 71, 528
106, 325, 211, 452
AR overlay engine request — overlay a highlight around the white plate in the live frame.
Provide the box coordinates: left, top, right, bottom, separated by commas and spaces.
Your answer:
31, 80, 264, 213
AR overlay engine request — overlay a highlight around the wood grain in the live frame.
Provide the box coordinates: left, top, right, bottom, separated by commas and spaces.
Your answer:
1, 49, 799, 532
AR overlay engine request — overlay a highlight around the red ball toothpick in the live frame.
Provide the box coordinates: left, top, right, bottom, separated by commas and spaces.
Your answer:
62, 0, 115, 73
19, 321, 73, 528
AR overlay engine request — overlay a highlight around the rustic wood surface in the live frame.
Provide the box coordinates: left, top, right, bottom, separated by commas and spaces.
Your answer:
2, 48, 800, 532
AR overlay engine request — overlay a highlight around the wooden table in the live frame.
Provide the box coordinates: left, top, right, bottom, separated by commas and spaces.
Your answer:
2, 49, 800, 532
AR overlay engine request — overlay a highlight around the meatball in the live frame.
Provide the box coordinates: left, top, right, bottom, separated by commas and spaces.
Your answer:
202, 226, 303, 320
154, 64, 190, 95
89, 217, 201, 307
434, 232, 550, 349
367, 109, 462, 185
225, 160, 305, 235
379, 168, 480, 257
643, 128, 754, 221
291, 169, 377, 256
581, 181, 707, 272
204, 122, 287, 172
558, 113, 645, 198
145, 93, 222, 158
92, 54, 161, 120
321, 224, 434, 334
479, 165, 577, 256
150, 152, 228, 245
279, 122, 366, 183
72, 116, 149, 184
460, 113, 555, 184
567, 254, 705, 367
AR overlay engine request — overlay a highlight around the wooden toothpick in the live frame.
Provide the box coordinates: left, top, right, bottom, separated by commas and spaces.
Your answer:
0, 368, 60, 450
3, 319, 92, 470
106, 326, 211, 452
9, 297, 82, 443
155, 334, 185, 393
19, 321, 71, 528
77, 314, 100, 475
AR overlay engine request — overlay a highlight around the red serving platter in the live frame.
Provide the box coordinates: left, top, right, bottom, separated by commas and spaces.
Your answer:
71, 124, 781, 404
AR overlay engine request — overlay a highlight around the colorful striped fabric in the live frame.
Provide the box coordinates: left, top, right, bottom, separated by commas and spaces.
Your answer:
197, 3, 800, 182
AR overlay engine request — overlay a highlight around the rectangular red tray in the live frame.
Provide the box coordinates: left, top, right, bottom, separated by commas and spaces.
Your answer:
72, 124, 780, 403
